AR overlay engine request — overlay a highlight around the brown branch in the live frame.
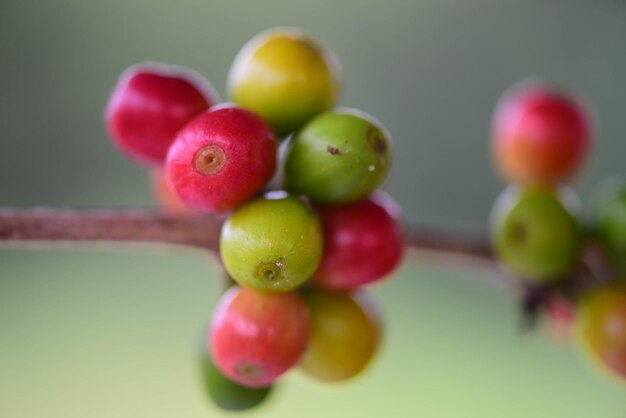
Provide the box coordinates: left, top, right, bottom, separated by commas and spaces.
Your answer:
0, 208, 223, 252
0, 207, 492, 260
406, 223, 492, 260
5, 208, 606, 333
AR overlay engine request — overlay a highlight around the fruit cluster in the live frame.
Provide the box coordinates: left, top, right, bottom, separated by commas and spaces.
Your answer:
105, 27, 405, 411
489, 80, 626, 383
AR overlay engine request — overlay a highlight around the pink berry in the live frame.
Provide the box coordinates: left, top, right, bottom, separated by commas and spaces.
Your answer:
491, 80, 593, 185
313, 191, 405, 289
544, 294, 576, 343
210, 286, 309, 387
105, 63, 216, 166
165, 105, 277, 213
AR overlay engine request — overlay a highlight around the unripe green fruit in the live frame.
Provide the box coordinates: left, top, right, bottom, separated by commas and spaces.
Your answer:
228, 28, 341, 136
591, 178, 626, 273
284, 109, 392, 204
300, 288, 382, 383
220, 192, 323, 292
491, 185, 581, 282
199, 335, 273, 411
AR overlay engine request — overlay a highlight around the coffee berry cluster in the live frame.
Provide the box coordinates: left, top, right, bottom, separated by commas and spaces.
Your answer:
105, 28, 405, 411
489, 80, 626, 383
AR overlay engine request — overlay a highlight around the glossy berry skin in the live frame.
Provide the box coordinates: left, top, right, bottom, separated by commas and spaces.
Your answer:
150, 169, 194, 215
592, 179, 626, 273
228, 28, 340, 136
491, 185, 581, 282
210, 286, 309, 387
105, 63, 215, 166
284, 109, 392, 204
491, 80, 592, 185
300, 288, 382, 383
313, 192, 404, 290
577, 283, 626, 381
166, 105, 277, 213
199, 334, 273, 411
220, 192, 323, 292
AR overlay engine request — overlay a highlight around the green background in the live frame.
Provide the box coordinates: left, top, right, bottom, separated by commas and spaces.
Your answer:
1, 0, 625, 416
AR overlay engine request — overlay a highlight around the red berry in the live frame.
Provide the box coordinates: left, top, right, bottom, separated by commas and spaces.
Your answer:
491, 80, 592, 185
165, 105, 277, 213
313, 191, 405, 290
210, 286, 309, 387
105, 63, 216, 166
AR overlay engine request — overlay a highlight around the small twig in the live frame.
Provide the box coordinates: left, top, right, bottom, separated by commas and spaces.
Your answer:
0, 208, 493, 261
0, 206, 607, 324
405, 223, 492, 260
0, 207, 602, 288
0, 208, 223, 252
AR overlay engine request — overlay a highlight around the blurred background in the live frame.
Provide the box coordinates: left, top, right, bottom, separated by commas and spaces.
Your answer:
1, 0, 625, 416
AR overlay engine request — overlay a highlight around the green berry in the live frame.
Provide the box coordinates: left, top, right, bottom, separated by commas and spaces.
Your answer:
591, 178, 626, 273
227, 28, 341, 137
199, 334, 273, 411
491, 185, 581, 282
284, 109, 392, 204
300, 288, 382, 383
220, 192, 323, 292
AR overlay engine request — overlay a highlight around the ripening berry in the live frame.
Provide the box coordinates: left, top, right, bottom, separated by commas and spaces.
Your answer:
313, 192, 404, 290
228, 28, 341, 136
491, 184, 581, 282
210, 286, 309, 387
220, 192, 323, 292
199, 333, 273, 411
577, 283, 626, 382
150, 169, 194, 215
300, 288, 382, 383
165, 105, 277, 213
105, 63, 216, 165
284, 109, 392, 204
491, 80, 592, 185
